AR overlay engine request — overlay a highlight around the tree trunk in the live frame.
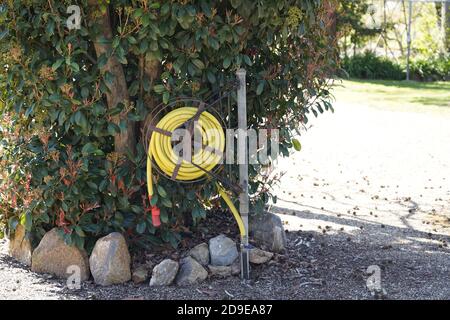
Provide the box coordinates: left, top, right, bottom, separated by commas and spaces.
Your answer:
140, 55, 162, 147
88, 1, 136, 155
324, 0, 337, 40
443, 2, 450, 53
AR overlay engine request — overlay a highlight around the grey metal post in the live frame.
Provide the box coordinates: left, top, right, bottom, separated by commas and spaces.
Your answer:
236, 68, 250, 280
406, 0, 412, 81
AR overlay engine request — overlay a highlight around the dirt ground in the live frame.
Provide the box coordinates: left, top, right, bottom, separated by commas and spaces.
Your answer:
1, 96, 449, 300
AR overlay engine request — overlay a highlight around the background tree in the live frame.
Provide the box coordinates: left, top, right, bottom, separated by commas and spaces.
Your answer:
435, 1, 450, 53
335, 0, 382, 57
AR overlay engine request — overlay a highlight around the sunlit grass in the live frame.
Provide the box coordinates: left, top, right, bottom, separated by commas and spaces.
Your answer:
332, 79, 450, 113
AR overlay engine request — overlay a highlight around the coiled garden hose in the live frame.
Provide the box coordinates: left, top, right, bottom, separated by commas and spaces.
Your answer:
146, 107, 246, 237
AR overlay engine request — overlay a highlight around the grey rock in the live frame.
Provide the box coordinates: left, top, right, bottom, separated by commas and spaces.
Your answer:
149, 259, 179, 286
249, 212, 286, 252
209, 234, 238, 266
249, 248, 273, 264
208, 265, 232, 278
31, 228, 90, 280
89, 232, 131, 286
132, 265, 148, 284
189, 243, 209, 266
175, 256, 208, 286
9, 224, 32, 266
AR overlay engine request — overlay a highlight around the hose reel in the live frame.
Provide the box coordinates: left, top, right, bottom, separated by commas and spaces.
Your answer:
145, 69, 250, 279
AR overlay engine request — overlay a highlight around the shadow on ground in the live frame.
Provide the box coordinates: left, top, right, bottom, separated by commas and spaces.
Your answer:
268, 205, 450, 300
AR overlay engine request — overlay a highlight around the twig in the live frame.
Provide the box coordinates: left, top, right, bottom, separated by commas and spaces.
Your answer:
298, 280, 322, 288
224, 290, 234, 298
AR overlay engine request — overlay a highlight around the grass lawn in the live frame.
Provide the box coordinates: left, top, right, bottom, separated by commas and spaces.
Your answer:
332, 79, 450, 113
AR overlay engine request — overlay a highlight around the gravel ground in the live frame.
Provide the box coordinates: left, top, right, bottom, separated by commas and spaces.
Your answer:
1, 98, 449, 300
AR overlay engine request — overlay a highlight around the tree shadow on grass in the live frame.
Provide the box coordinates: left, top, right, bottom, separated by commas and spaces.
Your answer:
348, 78, 450, 92
411, 96, 450, 107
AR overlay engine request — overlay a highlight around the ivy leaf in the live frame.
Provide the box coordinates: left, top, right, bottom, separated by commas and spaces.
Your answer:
161, 3, 170, 15
51, 59, 64, 71
150, 194, 159, 206
153, 85, 165, 93
243, 55, 252, 66
8, 217, 19, 232
74, 226, 86, 237
160, 210, 169, 224
81, 143, 96, 155
20, 212, 33, 232
192, 59, 205, 70
292, 138, 302, 152
136, 221, 146, 234
186, 190, 196, 200
163, 92, 170, 104
206, 71, 216, 84
70, 62, 80, 72
256, 81, 265, 95
157, 185, 167, 198
107, 122, 120, 136
161, 197, 172, 208
223, 57, 231, 69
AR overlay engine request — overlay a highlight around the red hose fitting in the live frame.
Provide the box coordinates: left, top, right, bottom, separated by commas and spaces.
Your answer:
151, 205, 161, 227
148, 195, 161, 227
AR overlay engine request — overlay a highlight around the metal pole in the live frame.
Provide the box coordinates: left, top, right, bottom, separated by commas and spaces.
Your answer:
236, 68, 250, 280
406, 0, 412, 81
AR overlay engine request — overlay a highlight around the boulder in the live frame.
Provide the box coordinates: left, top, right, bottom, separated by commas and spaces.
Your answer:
249, 212, 286, 252
89, 232, 131, 286
132, 265, 148, 284
189, 243, 209, 266
9, 224, 32, 266
209, 234, 238, 266
249, 248, 273, 264
149, 259, 179, 286
175, 256, 208, 286
208, 265, 232, 278
31, 228, 89, 280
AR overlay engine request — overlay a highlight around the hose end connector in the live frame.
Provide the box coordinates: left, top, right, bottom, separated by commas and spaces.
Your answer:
148, 195, 161, 227
151, 206, 161, 227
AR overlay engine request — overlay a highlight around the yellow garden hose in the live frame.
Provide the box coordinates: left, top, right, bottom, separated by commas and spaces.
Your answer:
146, 107, 246, 237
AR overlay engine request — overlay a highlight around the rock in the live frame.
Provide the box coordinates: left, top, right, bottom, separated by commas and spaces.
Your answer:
249, 248, 273, 264
31, 228, 89, 280
249, 212, 286, 252
132, 265, 148, 284
231, 259, 241, 276
208, 265, 232, 278
9, 224, 32, 266
149, 259, 179, 286
209, 234, 238, 266
175, 256, 208, 286
89, 232, 131, 286
189, 243, 209, 266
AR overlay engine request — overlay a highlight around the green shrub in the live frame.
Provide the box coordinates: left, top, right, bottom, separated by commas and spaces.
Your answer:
343, 51, 405, 80
410, 56, 450, 82
0, 0, 338, 250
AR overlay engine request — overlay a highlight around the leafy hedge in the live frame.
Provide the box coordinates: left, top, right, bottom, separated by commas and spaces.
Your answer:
0, 0, 338, 251
343, 51, 450, 82
342, 51, 405, 80
410, 56, 450, 82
